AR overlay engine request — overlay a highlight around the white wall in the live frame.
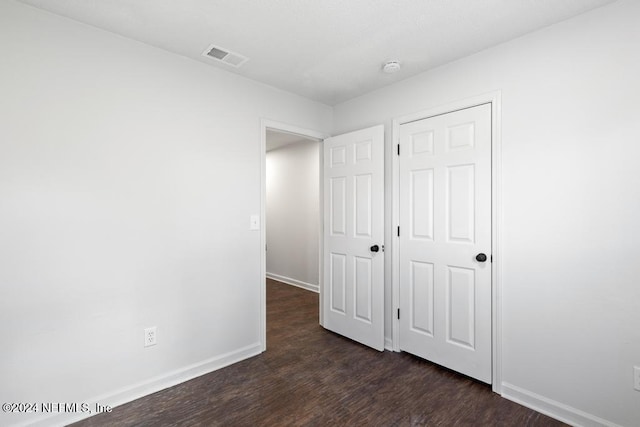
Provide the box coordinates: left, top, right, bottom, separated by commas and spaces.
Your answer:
0, 2, 331, 426
333, 1, 640, 426
266, 141, 320, 292
3, 0, 639, 426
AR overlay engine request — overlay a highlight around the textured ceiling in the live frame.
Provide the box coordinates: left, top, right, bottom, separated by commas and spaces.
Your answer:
17, 0, 616, 105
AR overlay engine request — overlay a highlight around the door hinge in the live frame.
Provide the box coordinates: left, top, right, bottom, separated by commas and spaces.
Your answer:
397, 144, 400, 156
397, 308, 400, 319
397, 226, 400, 237
491, 254, 493, 263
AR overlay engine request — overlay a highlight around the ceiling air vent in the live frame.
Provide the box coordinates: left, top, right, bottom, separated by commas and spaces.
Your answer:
202, 44, 249, 68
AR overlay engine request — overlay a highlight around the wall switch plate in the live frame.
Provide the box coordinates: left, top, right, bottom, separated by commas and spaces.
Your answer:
634, 366, 640, 391
249, 215, 260, 230
144, 326, 157, 347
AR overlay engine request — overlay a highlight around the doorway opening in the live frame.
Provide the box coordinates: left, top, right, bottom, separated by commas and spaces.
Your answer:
265, 130, 321, 293
260, 121, 327, 351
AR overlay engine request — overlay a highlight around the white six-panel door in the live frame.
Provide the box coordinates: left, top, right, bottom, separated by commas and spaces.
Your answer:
398, 104, 492, 382
323, 125, 384, 351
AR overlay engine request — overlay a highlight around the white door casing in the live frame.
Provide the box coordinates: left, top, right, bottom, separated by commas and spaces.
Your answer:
398, 104, 492, 382
323, 125, 385, 351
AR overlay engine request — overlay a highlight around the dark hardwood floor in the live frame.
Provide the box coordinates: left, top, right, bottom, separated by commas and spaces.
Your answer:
72, 279, 565, 426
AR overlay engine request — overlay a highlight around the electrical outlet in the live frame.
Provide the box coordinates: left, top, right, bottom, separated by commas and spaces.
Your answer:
634, 366, 640, 391
144, 327, 157, 347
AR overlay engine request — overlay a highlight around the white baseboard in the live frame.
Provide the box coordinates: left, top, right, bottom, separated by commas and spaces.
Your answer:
501, 382, 621, 427
266, 272, 319, 293
23, 343, 262, 427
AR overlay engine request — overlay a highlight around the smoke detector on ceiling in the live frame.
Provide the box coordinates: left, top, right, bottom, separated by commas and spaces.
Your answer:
382, 60, 401, 74
202, 44, 249, 68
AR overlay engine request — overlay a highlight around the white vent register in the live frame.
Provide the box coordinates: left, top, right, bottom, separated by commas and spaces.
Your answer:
202, 44, 248, 67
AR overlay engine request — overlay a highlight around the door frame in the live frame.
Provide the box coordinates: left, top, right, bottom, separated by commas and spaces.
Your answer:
260, 119, 328, 351
390, 91, 503, 393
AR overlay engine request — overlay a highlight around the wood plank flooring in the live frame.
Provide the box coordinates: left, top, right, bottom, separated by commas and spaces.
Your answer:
72, 279, 565, 426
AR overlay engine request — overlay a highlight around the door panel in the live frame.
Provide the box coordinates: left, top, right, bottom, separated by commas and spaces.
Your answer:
354, 256, 372, 322
354, 174, 372, 237
410, 169, 434, 240
323, 125, 384, 351
330, 177, 346, 236
446, 265, 476, 349
410, 260, 434, 336
330, 253, 346, 313
447, 164, 475, 243
399, 104, 491, 383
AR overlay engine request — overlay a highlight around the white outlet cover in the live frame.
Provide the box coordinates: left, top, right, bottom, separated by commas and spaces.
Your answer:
144, 326, 157, 347
634, 366, 640, 391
